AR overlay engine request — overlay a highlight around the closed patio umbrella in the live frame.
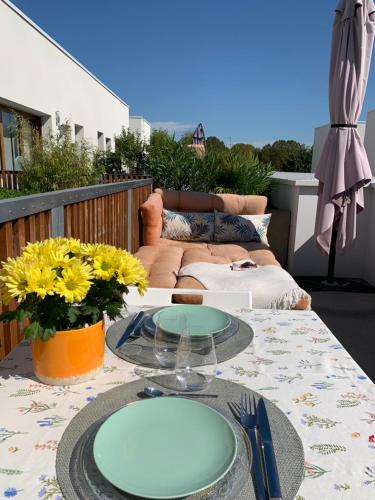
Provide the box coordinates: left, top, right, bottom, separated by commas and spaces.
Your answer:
192, 123, 205, 145
314, 0, 375, 283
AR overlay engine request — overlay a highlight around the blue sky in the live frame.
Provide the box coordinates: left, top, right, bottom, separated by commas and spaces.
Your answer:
11, 0, 375, 146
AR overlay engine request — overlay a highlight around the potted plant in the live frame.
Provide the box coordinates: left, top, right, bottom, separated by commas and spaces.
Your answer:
0, 237, 147, 385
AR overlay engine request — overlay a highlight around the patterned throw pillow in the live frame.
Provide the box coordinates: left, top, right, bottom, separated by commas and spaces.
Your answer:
162, 209, 214, 241
214, 212, 271, 244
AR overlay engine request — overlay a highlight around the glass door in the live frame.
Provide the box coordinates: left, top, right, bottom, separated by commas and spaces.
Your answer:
0, 109, 40, 171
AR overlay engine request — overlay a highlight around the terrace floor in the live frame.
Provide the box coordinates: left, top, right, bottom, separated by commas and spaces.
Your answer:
310, 291, 375, 381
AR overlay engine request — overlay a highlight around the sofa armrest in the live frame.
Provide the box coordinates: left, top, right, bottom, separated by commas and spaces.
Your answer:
141, 193, 163, 246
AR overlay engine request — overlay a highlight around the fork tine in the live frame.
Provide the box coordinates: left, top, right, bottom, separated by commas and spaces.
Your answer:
227, 402, 240, 420
253, 395, 257, 418
240, 393, 245, 419
247, 393, 252, 415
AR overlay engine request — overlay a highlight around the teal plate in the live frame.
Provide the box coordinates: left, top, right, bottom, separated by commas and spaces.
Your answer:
151, 305, 231, 336
93, 397, 237, 499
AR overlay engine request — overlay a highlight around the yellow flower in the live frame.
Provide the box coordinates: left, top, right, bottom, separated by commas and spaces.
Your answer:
0, 257, 33, 302
26, 266, 57, 299
92, 254, 118, 280
117, 251, 148, 293
55, 260, 93, 303
81, 243, 114, 259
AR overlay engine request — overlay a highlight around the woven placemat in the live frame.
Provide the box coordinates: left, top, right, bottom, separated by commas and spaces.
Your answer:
56, 378, 304, 500
106, 311, 254, 367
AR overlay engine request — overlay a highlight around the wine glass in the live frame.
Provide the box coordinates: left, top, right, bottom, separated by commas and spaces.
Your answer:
154, 309, 187, 369
175, 333, 217, 391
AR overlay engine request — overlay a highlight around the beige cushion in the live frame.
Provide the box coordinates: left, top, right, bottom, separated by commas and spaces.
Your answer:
155, 189, 267, 215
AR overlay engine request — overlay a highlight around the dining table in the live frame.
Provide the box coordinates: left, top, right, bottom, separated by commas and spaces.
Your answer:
0, 306, 374, 500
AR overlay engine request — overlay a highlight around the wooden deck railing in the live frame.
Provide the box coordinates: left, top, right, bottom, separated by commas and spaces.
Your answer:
0, 178, 153, 359
0, 171, 151, 191
0, 170, 21, 190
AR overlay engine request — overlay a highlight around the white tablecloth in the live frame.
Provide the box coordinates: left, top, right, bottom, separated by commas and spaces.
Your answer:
0, 308, 374, 499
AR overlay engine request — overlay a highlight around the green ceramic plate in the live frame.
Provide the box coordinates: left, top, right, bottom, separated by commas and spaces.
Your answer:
152, 305, 231, 336
93, 397, 237, 499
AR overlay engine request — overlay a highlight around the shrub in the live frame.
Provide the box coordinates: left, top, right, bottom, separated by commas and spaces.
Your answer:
147, 130, 199, 190
115, 128, 147, 173
0, 188, 36, 199
147, 130, 274, 195
213, 150, 274, 195
20, 125, 104, 193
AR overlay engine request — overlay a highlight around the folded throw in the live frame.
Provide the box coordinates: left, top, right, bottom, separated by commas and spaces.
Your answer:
178, 260, 311, 310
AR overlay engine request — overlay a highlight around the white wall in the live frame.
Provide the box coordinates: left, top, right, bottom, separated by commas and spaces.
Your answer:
312, 122, 367, 172
270, 173, 375, 283
129, 116, 151, 144
0, 0, 129, 148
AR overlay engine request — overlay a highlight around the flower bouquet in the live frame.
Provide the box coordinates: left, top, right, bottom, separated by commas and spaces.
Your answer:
0, 237, 147, 384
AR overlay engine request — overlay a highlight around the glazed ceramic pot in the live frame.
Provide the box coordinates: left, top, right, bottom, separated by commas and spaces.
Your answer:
31, 320, 105, 385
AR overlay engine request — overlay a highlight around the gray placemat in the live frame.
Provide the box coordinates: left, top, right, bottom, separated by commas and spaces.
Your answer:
106, 312, 254, 367
56, 378, 304, 500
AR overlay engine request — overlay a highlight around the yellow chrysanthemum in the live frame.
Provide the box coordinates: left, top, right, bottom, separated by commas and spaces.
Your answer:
55, 260, 93, 303
116, 251, 148, 294
81, 243, 115, 259
92, 255, 118, 280
26, 266, 57, 299
0, 256, 34, 302
0, 279, 13, 306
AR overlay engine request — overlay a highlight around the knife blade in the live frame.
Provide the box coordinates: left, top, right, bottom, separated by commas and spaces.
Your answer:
115, 311, 145, 349
257, 398, 282, 500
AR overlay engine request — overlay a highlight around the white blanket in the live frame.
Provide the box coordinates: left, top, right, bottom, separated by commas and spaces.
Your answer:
179, 261, 311, 310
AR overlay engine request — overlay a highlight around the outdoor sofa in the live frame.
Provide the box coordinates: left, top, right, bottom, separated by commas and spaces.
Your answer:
135, 189, 310, 310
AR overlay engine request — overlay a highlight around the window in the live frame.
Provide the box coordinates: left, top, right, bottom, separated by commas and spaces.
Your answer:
0, 107, 41, 172
74, 124, 84, 143
97, 132, 104, 151
105, 137, 112, 151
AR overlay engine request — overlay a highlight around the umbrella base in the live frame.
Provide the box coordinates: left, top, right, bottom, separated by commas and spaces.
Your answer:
295, 276, 375, 293
321, 279, 350, 291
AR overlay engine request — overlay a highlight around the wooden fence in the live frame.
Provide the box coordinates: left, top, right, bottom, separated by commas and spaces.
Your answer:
0, 178, 153, 359
0, 171, 150, 191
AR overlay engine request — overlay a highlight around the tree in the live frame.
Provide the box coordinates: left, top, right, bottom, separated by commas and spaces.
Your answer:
114, 128, 145, 173
259, 140, 312, 173
179, 131, 194, 146
230, 143, 256, 155
205, 136, 227, 154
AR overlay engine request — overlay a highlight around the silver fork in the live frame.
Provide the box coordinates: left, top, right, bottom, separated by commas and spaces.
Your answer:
228, 394, 266, 500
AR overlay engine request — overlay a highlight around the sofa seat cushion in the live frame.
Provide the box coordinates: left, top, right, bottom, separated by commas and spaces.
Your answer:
135, 245, 183, 288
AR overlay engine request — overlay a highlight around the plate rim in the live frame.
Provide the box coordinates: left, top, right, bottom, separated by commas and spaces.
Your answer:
92, 397, 238, 499
151, 304, 231, 336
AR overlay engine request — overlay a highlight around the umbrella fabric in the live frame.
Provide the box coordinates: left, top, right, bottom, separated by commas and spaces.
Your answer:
314, 0, 375, 254
192, 123, 205, 145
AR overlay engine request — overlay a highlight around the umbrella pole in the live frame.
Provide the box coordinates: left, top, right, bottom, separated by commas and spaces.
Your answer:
327, 226, 337, 283
322, 226, 339, 289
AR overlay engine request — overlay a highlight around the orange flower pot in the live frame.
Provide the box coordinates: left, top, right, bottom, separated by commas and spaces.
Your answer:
31, 320, 105, 385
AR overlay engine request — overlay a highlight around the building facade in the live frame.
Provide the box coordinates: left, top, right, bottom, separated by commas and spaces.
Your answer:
0, 0, 151, 172
129, 116, 151, 144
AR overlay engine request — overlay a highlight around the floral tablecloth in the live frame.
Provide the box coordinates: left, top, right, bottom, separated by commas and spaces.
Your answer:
0, 308, 375, 500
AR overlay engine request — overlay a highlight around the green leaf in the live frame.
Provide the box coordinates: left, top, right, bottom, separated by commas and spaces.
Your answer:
0, 310, 19, 323
67, 306, 79, 323
42, 327, 56, 341
14, 309, 32, 322
24, 321, 43, 340
106, 301, 122, 320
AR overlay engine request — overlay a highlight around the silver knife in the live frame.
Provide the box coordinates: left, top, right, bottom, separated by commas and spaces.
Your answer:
257, 398, 282, 500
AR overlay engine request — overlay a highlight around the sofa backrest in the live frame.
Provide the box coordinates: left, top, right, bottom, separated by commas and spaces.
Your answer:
154, 189, 267, 214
